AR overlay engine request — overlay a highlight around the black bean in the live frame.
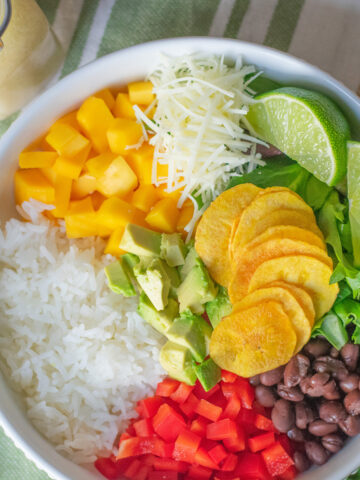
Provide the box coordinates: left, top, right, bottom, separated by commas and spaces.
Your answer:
344, 390, 360, 415
255, 385, 276, 407
300, 373, 330, 397
330, 347, 340, 358
260, 366, 284, 386
319, 401, 347, 424
340, 415, 360, 436
277, 383, 304, 402
314, 356, 348, 381
284, 354, 310, 387
249, 375, 261, 387
295, 402, 316, 429
271, 399, 295, 433
305, 441, 329, 465
287, 427, 305, 442
340, 374, 360, 393
323, 379, 341, 400
293, 451, 310, 472
341, 344, 359, 371
304, 339, 330, 358
308, 420, 338, 436
321, 434, 344, 453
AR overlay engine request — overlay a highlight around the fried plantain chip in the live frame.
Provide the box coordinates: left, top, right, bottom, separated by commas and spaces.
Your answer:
248, 256, 339, 319
210, 301, 296, 377
229, 238, 333, 302
233, 286, 311, 353
245, 225, 326, 251
195, 183, 261, 287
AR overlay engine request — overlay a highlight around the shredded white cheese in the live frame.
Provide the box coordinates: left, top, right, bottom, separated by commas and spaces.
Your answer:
133, 53, 266, 239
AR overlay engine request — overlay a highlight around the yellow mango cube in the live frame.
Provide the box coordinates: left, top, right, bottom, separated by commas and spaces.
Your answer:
40, 167, 57, 185
104, 227, 126, 257
71, 173, 97, 199
53, 145, 91, 180
65, 197, 98, 238
176, 204, 194, 233
86, 152, 116, 178
126, 143, 154, 185
46, 123, 90, 158
107, 118, 143, 155
52, 111, 80, 130
157, 184, 182, 203
90, 191, 106, 210
77, 96, 114, 153
128, 81, 155, 105
145, 198, 179, 233
97, 197, 143, 230
131, 185, 159, 212
52, 176, 72, 218
94, 88, 115, 111
114, 93, 136, 119
14, 169, 55, 205
19, 151, 58, 169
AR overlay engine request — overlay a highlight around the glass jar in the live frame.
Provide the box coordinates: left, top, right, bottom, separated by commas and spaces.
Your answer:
0, 0, 64, 120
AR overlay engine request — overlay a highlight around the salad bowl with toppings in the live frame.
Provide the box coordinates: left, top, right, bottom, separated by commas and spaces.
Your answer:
0, 37, 360, 480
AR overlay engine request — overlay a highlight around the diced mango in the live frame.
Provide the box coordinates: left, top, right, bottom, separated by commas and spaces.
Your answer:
94, 88, 115, 111
114, 93, 136, 119
52, 111, 80, 130
90, 191, 106, 210
145, 198, 180, 233
68, 196, 93, 215
126, 143, 154, 185
46, 123, 90, 158
156, 184, 182, 203
131, 184, 159, 212
86, 152, 116, 178
40, 167, 57, 185
107, 118, 143, 155
128, 81, 155, 105
14, 169, 55, 205
53, 144, 91, 180
52, 176, 72, 218
177, 204, 194, 233
65, 197, 111, 238
104, 226, 126, 257
77, 96, 114, 153
97, 197, 144, 230
19, 151, 58, 169
71, 173, 97, 199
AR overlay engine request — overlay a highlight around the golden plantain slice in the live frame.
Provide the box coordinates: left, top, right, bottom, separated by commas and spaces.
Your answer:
268, 280, 315, 327
210, 300, 297, 378
195, 183, 261, 287
248, 255, 339, 320
229, 238, 333, 302
233, 286, 311, 353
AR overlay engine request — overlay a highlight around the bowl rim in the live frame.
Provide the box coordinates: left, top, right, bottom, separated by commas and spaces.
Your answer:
0, 36, 360, 480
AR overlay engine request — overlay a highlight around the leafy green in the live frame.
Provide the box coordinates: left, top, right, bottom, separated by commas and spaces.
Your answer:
245, 74, 281, 95
347, 469, 360, 480
311, 312, 348, 349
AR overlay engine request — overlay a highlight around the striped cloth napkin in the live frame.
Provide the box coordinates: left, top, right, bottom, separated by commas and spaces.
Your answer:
0, 0, 360, 478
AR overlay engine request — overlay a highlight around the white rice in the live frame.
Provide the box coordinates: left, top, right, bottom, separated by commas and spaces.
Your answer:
0, 200, 165, 464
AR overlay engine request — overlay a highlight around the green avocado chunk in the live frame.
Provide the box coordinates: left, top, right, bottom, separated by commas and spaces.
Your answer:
120, 223, 162, 257
167, 311, 207, 362
159, 341, 197, 385
178, 258, 218, 314
121, 253, 140, 288
180, 245, 199, 281
205, 286, 233, 328
138, 292, 178, 335
134, 258, 171, 311
161, 233, 187, 267
104, 260, 136, 297
194, 358, 222, 392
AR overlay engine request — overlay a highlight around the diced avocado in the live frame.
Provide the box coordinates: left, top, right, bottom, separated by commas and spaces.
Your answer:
180, 245, 200, 280
134, 258, 170, 310
162, 261, 181, 290
159, 341, 197, 385
120, 224, 161, 257
205, 286, 233, 328
138, 292, 178, 335
104, 260, 136, 297
121, 253, 140, 289
178, 258, 218, 314
167, 312, 207, 362
179, 309, 213, 357
160, 233, 186, 267
194, 358, 222, 392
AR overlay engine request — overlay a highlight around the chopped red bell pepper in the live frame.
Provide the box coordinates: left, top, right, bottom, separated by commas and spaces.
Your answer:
124, 459, 141, 478
179, 393, 200, 418
194, 447, 219, 469
234, 377, 255, 409
208, 444, 227, 465
206, 418, 237, 440
170, 382, 194, 404
153, 457, 188, 473
235, 452, 271, 480
222, 426, 245, 453
118, 437, 141, 459
94, 457, 121, 480
186, 464, 212, 479
278, 434, 293, 456
189, 416, 208, 437
153, 404, 186, 442
195, 399, 222, 422
194, 382, 221, 400
261, 441, 295, 477
173, 429, 201, 463
221, 453, 238, 472
222, 393, 241, 420
148, 471, 179, 480
156, 378, 180, 397
276, 465, 298, 480
133, 418, 154, 437
221, 370, 237, 383
136, 396, 163, 418
255, 413, 276, 432
132, 465, 150, 480
249, 432, 275, 453
120, 432, 132, 442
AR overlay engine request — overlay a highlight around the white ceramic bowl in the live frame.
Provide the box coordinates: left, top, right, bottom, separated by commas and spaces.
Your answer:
0, 37, 360, 480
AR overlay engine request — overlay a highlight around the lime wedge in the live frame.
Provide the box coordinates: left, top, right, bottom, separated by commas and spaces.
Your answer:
347, 141, 360, 266
247, 87, 350, 186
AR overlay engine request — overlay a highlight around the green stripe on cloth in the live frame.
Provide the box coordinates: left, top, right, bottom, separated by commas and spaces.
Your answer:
35, 0, 60, 25
60, 0, 100, 78
224, 0, 250, 38
0, 112, 18, 138
97, 0, 219, 58
264, 0, 305, 51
